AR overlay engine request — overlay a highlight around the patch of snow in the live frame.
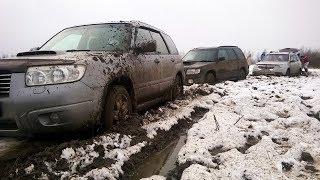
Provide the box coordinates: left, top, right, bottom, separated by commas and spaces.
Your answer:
24, 164, 34, 174
140, 175, 167, 180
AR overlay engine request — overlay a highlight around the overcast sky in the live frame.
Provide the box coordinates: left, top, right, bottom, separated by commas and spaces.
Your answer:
0, 0, 319, 55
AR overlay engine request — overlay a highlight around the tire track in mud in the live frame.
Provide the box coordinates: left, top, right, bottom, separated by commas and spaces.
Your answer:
120, 106, 209, 180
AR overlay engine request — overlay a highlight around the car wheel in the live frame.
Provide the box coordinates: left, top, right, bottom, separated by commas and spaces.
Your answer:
172, 75, 183, 100
104, 85, 132, 130
206, 73, 216, 85
239, 69, 247, 80
285, 69, 291, 76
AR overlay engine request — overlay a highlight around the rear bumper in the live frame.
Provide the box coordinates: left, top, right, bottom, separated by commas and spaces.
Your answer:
0, 73, 103, 136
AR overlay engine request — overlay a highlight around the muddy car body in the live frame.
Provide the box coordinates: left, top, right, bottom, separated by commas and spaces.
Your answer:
0, 21, 184, 136
183, 46, 248, 85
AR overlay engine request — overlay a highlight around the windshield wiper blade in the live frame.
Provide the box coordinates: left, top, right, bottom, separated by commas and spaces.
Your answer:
66, 49, 91, 52
17, 50, 57, 57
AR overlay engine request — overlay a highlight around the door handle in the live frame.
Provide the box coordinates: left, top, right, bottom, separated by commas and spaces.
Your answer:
154, 59, 160, 64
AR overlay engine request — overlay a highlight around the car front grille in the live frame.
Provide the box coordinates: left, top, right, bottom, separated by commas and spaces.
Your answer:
0, 73, 11, 97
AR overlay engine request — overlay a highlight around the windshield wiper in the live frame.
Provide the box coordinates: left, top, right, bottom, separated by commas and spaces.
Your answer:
66, 49, 91, 52
17, 50, 57, 57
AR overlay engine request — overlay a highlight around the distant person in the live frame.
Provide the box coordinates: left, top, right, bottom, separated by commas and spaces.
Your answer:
260, 51, 266, 61
301, 55, 310, 76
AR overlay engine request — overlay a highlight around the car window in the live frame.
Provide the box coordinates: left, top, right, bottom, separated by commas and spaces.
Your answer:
150, 31, 169, 54
162, 34, 178, 55
135, 28, 153, 46
226, 49, 238, 60
218, 49, 228, 61
183, 49, 217, 62
234, 48, 246, 60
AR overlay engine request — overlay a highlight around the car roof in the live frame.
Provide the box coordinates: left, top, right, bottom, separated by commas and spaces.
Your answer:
63, 20, 168, 35
193, 46, 239, 50
269, 52, 291, 55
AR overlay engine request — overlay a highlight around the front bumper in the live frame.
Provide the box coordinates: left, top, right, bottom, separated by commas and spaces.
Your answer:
0, 73, 103, 136
185, 73, 205, 85
252, 68, 285, 76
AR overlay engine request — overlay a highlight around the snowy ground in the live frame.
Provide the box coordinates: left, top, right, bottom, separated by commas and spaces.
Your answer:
2, 69, 320, 180
146, 69, 320, 180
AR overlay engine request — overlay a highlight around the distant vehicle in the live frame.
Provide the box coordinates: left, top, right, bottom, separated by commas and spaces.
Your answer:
183, 46, 248, 85
0, 21, 184, 136
252, 52, 302, 76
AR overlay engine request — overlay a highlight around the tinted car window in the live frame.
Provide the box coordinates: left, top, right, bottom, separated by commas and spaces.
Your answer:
234, 48, 246, 60
135, 28, 153, 45
150, 31, 169, 54
218, 49, 228, 61
162, 34, 178, 54
183, 49, 217, 62
227, 49, 238, 60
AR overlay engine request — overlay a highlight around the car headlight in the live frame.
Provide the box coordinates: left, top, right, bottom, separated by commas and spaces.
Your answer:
186, 69, 201, 75
26, 65, 86, 86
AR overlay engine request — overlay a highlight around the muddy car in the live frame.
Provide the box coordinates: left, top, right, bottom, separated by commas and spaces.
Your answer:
183, 46, 248, 85
252, 52, 302, 76
0, 21, 184, 136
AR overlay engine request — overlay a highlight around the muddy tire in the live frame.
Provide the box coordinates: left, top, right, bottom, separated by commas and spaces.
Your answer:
205, 73, 216, 85
104, 85, 132, 130
172, 75, 183, 100
285, 69, 291, 76
239, 69, 247, 80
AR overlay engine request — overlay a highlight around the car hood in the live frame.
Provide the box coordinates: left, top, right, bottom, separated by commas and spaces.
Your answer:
183, 61, 213, 69
0, 51, 124, 73
256, 61, 288, 66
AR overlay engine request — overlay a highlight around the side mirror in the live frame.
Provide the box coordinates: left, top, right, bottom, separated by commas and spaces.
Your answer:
218, 57, 226, 61
30, 47, 40, 51
134, 40, 157, 54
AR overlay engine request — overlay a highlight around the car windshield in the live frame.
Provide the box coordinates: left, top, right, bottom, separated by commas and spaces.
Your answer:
40, 24, 132, 52
183, 49, 217, 62
263, 54, 289, 62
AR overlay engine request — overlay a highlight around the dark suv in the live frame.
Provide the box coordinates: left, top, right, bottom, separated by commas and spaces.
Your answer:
183, 46, 248, 85
0, 21, 184, 136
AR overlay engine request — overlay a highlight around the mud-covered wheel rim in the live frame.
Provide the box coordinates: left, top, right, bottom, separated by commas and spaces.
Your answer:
172, 75, 183, 100
113, 93, 130, 124
104, 86, 132, 130
206, 73, 216, 85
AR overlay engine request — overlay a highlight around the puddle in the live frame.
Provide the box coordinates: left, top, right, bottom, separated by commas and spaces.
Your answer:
131, 135, 187, 180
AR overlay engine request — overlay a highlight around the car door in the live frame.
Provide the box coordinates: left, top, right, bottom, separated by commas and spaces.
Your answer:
149, 31, 173, 96
289, 54, 299, 73
132, 28, 162, 104
226, 48, 240, 78
216, 49, 231, 80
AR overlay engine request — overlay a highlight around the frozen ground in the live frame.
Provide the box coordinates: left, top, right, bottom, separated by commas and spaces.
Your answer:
1, 69, 320, 180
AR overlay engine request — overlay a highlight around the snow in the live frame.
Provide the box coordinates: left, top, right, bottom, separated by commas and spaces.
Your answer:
45, 134, 146, 180
179, 69, 320, 179
24, 164, 34, 174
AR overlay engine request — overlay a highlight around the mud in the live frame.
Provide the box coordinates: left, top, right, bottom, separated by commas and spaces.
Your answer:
120, 107, 209, 180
